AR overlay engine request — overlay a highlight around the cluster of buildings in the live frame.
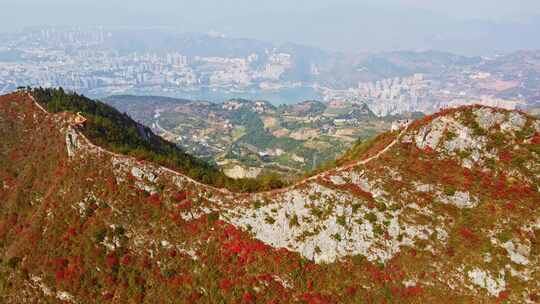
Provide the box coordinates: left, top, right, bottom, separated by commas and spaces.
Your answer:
320, 72, 526, 116
0, 27, 532, 117
319, 74, 436, 116
0, 28, 297, 97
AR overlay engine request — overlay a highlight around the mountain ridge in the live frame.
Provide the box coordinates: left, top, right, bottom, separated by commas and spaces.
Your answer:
1, 91, 539, 303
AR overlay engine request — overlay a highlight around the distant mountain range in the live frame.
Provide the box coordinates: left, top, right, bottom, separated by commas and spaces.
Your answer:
208, 4, 540, 55
4, 2, 540, 54
1, 27, 539, 110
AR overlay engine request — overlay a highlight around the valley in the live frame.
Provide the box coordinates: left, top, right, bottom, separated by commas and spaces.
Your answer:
104, 95, 420, 180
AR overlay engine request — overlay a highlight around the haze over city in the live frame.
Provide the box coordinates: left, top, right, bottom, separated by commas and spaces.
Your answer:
2, 0, 540, 54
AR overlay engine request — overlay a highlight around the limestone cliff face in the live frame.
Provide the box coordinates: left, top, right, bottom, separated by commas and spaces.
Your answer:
1, 92, 539, 303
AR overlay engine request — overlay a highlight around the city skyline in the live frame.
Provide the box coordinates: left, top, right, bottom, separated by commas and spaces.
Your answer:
1, 27, 536, 113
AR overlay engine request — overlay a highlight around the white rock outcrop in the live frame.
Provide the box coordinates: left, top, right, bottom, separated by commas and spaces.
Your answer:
502, 240, 530, 266
474, 107, 505, 130
439, 191, 478, 209
467, 268, 506, 297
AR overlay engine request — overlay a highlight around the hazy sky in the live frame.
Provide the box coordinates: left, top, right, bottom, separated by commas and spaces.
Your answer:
1, 0, 539, 53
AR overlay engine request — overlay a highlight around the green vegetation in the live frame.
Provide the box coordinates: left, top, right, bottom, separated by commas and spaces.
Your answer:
232, 107, 302, 151
339, 136, 381, 163
304, 132, 394, 178
30, 87, 285, 192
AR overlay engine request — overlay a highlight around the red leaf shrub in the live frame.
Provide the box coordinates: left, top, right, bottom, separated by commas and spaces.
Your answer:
120, 254, 132, 266
459, 228, 476, 240
177, 200, 193, 210
242, 292, 255, 303
345, 286, 358, 296
106, 253, 118, 269
498, 150, 512, 163
505, 202, 516, 210
219, 278, 234, 292
300, 292, 333, 304
147, 193, 161, 207
342, 184, 374, 202
55, 269, 66, 281
498, 290, 509, 301
403, 285, 423, 297
423, 146, 434, 154
173, 191, 188, 202
531, 133, 540, 145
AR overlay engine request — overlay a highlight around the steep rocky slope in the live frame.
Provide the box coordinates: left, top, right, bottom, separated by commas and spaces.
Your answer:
0, 92, 539, 303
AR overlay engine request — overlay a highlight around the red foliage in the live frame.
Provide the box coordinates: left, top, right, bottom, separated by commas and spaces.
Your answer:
441, 174, 457, 187
50, 257, 69, 269
142, 256, 153, 269
221, 229, 271, 266
402, 285, 423, 297
173, 191, 188, 202
219, 278, 234, 292
345, 286, 358, 296
120, 254, 132, 266
341, 184, 374, 202
462, 168, 475, 188
300, 292, 334, 304
423, 146, 434, 154
496, 172, 507, 189
106, 177, 117, 193
481, 172, 494, 189
170, 274, 193, 287
487, 204, 497, 214
62, 227, 78, 241
135, 276, 146, 286
169, 212, 180, 222
498, 150, 512, 163
147, 193, 162, 207
9, 150, 20, 162
55, 269, 66, 281
531, 133, 540, 145
188, 291, 203, 301
102, 293, 114, 300
242, 292, 255, 303
504, 202, 516, 210
0, 221, 6, 239
177, 200, 193, 210
498, 290, 509, 301
459, 227, 476, 240
106, 253, 119, 269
